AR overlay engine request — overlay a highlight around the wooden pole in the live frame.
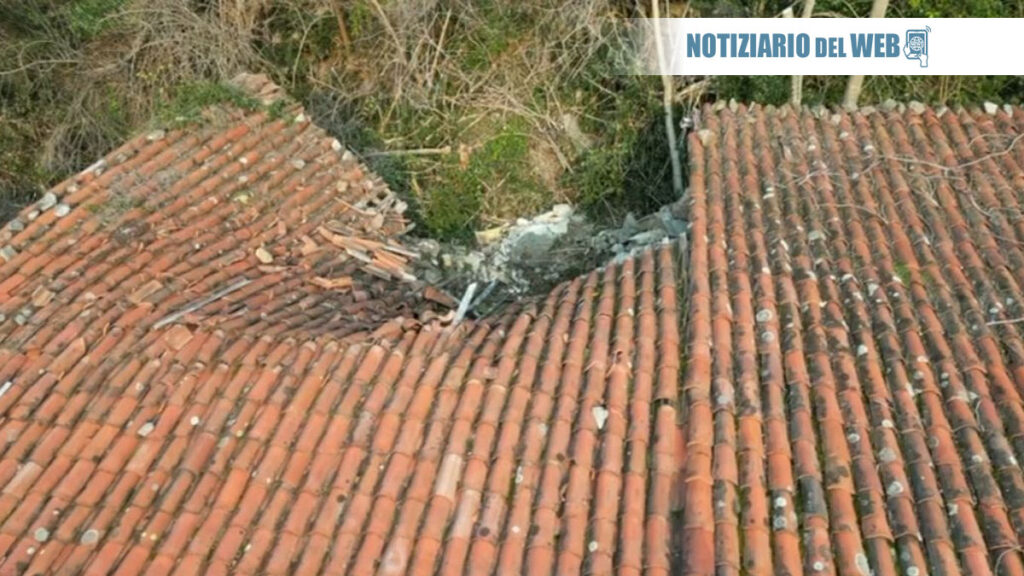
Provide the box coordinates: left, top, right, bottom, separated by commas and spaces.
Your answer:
785, 7, 800, 106
651, 0, 685, 198
790, 0, 816, 106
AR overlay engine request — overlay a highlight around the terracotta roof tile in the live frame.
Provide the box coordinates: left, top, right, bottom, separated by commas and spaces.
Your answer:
681, 102, 1024, 576
28, 72, 1022, 575
1, 171, 687, 576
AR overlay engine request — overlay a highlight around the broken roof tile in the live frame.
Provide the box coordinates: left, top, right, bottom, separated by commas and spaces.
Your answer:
0, 72, 688, 575
13, 82, 1024, 575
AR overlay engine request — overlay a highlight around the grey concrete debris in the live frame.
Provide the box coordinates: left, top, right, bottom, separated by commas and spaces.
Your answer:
38, 192, 58, 211
415, 200, 687, 310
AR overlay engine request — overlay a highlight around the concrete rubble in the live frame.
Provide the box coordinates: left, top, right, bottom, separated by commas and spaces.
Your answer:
413, 199, 687, 315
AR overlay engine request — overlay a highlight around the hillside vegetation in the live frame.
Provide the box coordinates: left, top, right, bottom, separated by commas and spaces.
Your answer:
2, 0, 1022, 236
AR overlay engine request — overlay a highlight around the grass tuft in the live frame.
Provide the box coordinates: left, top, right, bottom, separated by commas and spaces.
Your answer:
424, 119, 545, 239
155, 82, 262, 126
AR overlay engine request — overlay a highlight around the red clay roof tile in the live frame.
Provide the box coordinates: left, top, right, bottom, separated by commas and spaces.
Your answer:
32, 73, 1024, 576
680, 101, 1024, 576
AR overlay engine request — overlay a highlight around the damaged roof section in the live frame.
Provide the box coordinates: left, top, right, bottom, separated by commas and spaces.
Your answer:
681, 101, 1024, 575
0, 73, 435, 345
0, 238, 687, 574
0, 72, 688, 575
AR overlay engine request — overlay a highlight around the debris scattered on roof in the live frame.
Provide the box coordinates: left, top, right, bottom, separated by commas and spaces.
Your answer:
0, 72, 442, 343
416, 201, 688, 308
316, 225, 418, 283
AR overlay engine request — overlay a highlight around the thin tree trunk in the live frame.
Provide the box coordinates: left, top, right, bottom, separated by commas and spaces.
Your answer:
651, 0, 685, 198
843, 0, 890, 108
790, 0, 815, 106
333, 3, 351, 49
785, 7, 799, 105
800, 0, 816, 18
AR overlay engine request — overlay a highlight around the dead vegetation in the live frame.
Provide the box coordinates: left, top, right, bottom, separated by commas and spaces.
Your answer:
1, 0, 683, 235
7, 0, 1019, 237
295, 0, 682, 238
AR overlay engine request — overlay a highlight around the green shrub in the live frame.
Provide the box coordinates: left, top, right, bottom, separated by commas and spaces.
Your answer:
569, 111, 679, 222
155, 82, 261, 126
5, 0, 1024, 237
425, 119, 545, 240
68, 0, 127, 39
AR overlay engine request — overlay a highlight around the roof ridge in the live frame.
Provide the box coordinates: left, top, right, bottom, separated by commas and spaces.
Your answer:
700, 98, 1019, 119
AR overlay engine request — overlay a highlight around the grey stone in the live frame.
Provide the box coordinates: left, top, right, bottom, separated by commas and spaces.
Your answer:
658, 210, 687, 237
460, 252, 484, 273
510, 229, 559, 261
38, 192, 57, 211
80, 529, 100, 545
621, 212, 639, 235
628, 230, 667, 246
417, 239, 441, 259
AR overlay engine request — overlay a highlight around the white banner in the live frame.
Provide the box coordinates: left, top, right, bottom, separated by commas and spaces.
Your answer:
635, 18, 1024, 75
